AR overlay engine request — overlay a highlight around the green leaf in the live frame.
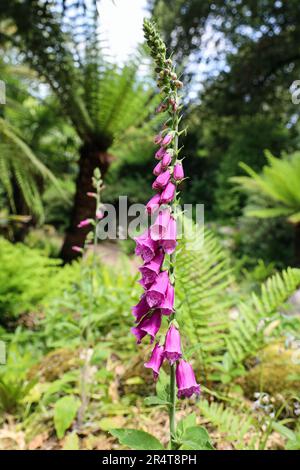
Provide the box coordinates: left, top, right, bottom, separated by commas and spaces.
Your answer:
144, 396, 170, 406
176, 412, 197, 437
288, 211, 300, 224
180, 426, 213, 450
110, 429, 164, 450
156, 368, 169, 401
272, 422, 296, 441
286, 437, 300, 450
54, 395, 80, 439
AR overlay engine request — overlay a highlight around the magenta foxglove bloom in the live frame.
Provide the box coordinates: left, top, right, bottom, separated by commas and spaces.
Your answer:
160, 182, 176, 204
146, 193, 161, 214
132, 294, 150, 322
77, 219, 90, 228
160, 216, 177, 254
159, 283, 174, 315
155, 147, 166, 160
144, 342, 165, 380
150, 208, 171, 240
164, 324, 182, 364
162, 133, 173, 146
176, 359, 201, 399
140, 309, 162, 342
132, 310, 162, 343
131, 326, 146, 344
154, 133, 163, 145
152, 170, 171, 190
173, 163, 184, 181
153, 161, 163, 176
139, 277, 152, 290
72, 245, 83, 253
139, 251, 164, 286
135, 229, 158, 262
161, 152, 172, 168
146, 271, 169, 307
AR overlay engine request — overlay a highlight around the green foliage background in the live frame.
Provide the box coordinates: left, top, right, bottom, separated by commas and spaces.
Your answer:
0, 0, 300, 451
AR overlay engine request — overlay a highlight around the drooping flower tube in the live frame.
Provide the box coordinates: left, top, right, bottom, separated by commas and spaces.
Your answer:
176, 359, 201, 399
135, 229, 158, 262
139, 250, 164, 286
131, 309, 162, 344
144, 342, 165, 380
146, 270, 170, 308
159, 283, 174, 315
160, 216, 177, 254
132, 294, 150, 323
150, 208, 171, 241
160, 182, 176, 204
161, 152, 172, 168
162, 132, 173, 146
152, 170, 171, 190
146, 193, 161, 215
153, 161, 163, 176
164, 324, 182, 365
173, 162, 184, 181
155, 147, 167, 160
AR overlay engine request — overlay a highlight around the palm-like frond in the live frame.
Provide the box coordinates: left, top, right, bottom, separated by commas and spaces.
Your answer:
232, 151, 300, 223
90, 54, 159, 140
0, 118, 58, 219
0, 1, 158, 148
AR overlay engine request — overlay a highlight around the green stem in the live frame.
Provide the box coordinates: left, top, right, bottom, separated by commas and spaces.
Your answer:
169, 363, 177, 448
77, 175, 102, 430
168, 90, 179, 449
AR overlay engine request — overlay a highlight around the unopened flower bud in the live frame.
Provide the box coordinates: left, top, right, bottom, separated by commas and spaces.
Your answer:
72, 245, 83, 253
175, 80, 183, 88
77, 218, 91, 228
173, 163, 184, 180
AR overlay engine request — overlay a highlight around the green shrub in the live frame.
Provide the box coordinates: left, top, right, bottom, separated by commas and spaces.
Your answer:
0, 344, 37, 414
0, 238, 60, 324
40, 255, 138, 350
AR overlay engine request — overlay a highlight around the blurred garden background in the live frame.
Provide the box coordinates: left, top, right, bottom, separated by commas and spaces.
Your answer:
0, 0, 300, 450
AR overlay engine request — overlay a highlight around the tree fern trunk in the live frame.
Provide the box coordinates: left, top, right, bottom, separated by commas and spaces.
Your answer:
60, 141, 112, 262
11, 178, 32, 242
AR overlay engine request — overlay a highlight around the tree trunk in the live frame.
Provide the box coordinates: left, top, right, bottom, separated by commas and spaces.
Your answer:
60, 141, 112, 263
11, 178, 32, 242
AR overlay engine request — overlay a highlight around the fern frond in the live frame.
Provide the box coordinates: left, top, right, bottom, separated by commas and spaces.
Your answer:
176, 218, 233, 372
199, 399, 256, 449
227, 268, 300, 363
